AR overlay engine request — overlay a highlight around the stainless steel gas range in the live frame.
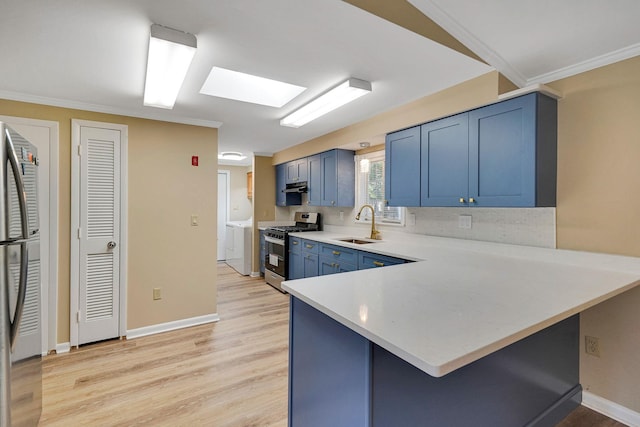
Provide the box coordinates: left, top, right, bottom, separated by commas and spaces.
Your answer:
264, 212, 320, 292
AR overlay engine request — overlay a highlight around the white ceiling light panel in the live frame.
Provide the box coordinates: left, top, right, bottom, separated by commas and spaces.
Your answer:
200, 67, 306, 108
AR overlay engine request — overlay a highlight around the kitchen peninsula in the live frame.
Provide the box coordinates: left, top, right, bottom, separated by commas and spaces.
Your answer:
283, 231, 640, 426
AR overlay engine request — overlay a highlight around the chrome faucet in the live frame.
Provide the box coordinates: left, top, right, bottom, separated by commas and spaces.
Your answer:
356, 204, 381, 240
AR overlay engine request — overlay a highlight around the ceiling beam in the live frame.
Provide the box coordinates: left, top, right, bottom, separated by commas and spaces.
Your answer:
342, 0, 485, 64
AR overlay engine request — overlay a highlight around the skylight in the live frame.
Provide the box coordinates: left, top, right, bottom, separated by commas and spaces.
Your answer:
200, 67, 306, 107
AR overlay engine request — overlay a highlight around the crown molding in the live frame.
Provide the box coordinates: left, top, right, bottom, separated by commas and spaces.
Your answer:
0, 90, 223, 129
526, 42, 640, 85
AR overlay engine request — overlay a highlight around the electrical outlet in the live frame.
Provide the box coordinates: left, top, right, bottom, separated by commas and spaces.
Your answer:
339, 211, 344, 221
585, 336, 600, 357
458, 214, 472, 229
153, 288, 162, 300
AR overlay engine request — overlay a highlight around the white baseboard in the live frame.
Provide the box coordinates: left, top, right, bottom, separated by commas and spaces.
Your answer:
250, 271, 261, 278
583, 391, 640, 427
55, 342, 71, 354
126, 313, 220, 340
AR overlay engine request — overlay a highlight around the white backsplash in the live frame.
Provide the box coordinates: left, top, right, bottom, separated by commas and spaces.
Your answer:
277, 203, 556, 248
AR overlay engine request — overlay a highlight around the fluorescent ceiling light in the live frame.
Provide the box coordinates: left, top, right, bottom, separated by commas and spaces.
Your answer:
200, 67, 306, 108
218, 152, 247, 161
144, 24, 197, 109
280, 78, 372, 128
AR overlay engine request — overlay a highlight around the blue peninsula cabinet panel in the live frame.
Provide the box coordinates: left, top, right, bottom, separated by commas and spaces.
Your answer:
289, 298, 370, 427
385, 126, 421, 207
421, 112, 470, 206
468, 92, 557, 207
289, 296, 580, 427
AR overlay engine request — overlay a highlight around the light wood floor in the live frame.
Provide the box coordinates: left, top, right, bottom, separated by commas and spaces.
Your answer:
40, 263, 626, 426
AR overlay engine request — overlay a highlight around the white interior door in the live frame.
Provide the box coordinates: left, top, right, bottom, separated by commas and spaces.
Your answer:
1, 116, 59, 354
75, 124, 123, 345
217, 171, 229, 261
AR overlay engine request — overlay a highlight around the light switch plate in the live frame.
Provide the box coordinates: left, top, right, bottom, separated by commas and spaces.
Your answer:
191, 215, 199, 226
458, 214, 472, 229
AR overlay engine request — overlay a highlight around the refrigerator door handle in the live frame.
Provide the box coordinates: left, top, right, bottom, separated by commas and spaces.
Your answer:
5, 129, 31, 349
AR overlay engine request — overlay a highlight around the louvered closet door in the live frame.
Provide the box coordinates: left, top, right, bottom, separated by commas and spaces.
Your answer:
78, 126, 121, 345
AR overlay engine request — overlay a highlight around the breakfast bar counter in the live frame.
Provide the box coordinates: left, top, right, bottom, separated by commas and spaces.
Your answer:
282, 232, 640, 426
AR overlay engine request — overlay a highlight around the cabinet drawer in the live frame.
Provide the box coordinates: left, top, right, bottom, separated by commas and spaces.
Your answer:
358, 252, 407, 269
289, 236, 302, 254
301, 239, 319, 254
319, 243, 358, 265
319, 256, 357, 276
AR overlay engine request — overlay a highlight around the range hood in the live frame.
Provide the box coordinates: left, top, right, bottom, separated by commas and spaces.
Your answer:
284, 181, 308, 193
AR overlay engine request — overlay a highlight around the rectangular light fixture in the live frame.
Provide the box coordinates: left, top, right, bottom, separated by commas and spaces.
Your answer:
200, 67, 306, 108
144, 24, 197, 109
280, 78, 372, 128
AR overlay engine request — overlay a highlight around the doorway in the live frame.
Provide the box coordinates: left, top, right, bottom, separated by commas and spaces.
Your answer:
217, 170, 230, 261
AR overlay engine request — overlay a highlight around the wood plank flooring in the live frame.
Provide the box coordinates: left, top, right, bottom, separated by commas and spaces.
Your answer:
39, 263, 627, 426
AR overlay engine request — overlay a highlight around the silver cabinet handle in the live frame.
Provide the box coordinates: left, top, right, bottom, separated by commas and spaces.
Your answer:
108, 241, 117, 249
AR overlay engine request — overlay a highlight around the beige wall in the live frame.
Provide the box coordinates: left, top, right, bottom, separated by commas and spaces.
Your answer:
548, 55, 640, 411
220, 165, 253, 221
0, 99, 218, 342
251, 156, 276, 272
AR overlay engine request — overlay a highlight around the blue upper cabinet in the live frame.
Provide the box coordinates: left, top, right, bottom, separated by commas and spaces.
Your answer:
286, 158, 308, 184
386, 126, 421, 207
307, 154, 322, 206
468, 93, 557, 207
276, 163, 301, 206
420, 113, 469, 207
386, 92, 557, 208
321, 149, 355, 207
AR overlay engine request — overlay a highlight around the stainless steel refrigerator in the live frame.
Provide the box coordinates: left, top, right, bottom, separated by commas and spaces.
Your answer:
0, 123, 42, 426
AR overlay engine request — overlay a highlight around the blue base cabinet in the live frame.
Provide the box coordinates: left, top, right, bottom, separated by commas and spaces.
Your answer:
289, 297, 581, 427
289, 298, 370, 427
387, 92, 557, 208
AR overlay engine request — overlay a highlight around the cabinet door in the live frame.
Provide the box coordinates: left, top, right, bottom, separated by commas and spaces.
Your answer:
303, 253, 319, 278
385, 127, 421, 207
286, 159, 308, 184
320, 151, 338, 206
289, 250, 303, 280
420, 113, 469, 207
276, 164, 286, 206
469, 94, 536, 207
335, 149, 355, 207
307, 154, 321, 206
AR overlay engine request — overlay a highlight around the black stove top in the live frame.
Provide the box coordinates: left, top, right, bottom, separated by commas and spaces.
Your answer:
270, 224, 318, 233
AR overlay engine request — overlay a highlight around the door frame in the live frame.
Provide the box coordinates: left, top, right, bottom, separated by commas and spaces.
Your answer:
70, 119, 128, 347
0, 115, 59, 354
217, 169, 230, 261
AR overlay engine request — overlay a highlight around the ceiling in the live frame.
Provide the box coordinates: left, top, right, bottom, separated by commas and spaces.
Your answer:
1, 1, 638, 166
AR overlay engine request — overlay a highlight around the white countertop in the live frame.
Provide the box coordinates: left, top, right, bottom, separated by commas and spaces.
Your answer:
282, 230, 640, 377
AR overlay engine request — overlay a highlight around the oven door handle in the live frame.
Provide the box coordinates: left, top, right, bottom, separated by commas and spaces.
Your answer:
265, 236, 285, 245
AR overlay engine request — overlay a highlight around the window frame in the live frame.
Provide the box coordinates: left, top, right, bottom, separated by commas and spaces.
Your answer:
354, 150, 405, 227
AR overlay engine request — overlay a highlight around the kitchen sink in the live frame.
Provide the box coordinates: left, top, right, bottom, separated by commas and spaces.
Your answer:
334, 238, 379, 244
